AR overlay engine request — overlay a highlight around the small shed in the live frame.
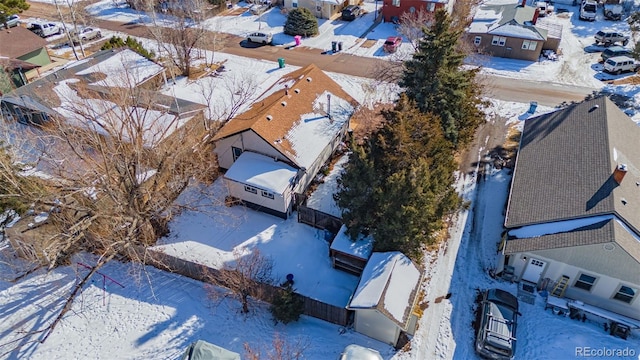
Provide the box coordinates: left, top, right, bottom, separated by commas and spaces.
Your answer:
329, 224, 374, 275
347, 252, 422, 347
181, 340, 240, 360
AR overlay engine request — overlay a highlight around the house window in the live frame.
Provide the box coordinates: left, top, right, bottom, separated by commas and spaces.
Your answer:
392, 0, 400, 7
261, 190, 274, 199
491, 36, 506, 46
292, 0, 298, 7
573, 273, 597, 291
316, 5, 321, 11
474, 36, 481, 46
522, 40, 537, 51
426, 2, 435, 11
613, 285, 637, 304
244, 185, 257, 194
232, 147, 243, 161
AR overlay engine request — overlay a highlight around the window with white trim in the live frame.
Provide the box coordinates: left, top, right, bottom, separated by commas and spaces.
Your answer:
613, 285, 637, 304
261, 190, 274, 199
392, 0, 400, 7
522, 40, 537, 51
573, 273, 597, 291
244, 185, 257, 194
292, 0, 298, 7
491, 36, 506, 46
426, 2, 435, 12
474, 36, 481, 46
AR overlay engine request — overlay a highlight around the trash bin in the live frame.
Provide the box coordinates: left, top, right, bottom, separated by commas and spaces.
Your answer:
528, 101, 538, 114
294, 35, 301, 46
278, 57, 285, 68
331, 41, 337, 52
338, 41, 343, 51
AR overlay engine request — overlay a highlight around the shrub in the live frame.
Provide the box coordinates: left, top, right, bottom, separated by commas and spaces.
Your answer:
270, 285, 304, 324
101, 36, 155, 60
284, 8, 318, 37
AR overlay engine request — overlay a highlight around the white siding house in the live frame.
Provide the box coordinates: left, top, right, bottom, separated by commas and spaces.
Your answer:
348, 252, 422, 346
213, 64, 356, 219
502, 97, 640, 323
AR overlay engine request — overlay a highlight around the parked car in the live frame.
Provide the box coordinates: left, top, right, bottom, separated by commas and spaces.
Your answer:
603, 0, 623, 20
383, 36, 402, 53
0, 14, 20, 29
603, 55, 640, 74
579, 0, 597, 21
28, 22, 64, 37
601, 46, 632, 62
70, 27, 102, 44
246, 32, 272, 44
340, 345, 383, 360
475, 289, 519, 360
341, 5, 361, 21
595, 30, 630, 46
250, 4, 269, 15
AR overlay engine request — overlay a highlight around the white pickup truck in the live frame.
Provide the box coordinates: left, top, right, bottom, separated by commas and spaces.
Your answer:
28, 21, 64, 37
580, 0, 597, 21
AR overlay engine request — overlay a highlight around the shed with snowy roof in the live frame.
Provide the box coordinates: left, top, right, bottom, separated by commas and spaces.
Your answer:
330, 224, 374, 275
347, 251, 422, 347
213, 63, 356, 219
466, 1, 562, 61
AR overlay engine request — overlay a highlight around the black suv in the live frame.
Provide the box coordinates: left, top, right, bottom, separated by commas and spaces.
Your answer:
341, 5, 361, 21
475, 289, 519, 360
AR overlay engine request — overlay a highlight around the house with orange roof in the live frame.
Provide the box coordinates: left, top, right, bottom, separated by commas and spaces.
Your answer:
212, 64, 357, 219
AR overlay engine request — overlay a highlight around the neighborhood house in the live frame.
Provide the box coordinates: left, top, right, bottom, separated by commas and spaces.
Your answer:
466, 0, 561, 61
282, 0, 357, 19
380, 0, 454, 23
213, 63, 356, 219
501, 97, 640, 325
0, 26, 58, 91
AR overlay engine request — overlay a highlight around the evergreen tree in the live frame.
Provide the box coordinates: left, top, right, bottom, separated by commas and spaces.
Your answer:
335, 96, 460, 260
400, 9, 484, 149
0, 0, 29, 20
101, 36, 155, 60
284, 8, 319, 37
270, 285, 304, 324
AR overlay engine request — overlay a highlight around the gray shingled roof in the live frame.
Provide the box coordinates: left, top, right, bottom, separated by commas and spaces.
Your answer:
504, 96, 640, 262
505, 97, 640, 233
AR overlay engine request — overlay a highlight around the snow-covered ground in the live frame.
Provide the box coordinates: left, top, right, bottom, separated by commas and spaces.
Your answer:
2, 100, 639, 360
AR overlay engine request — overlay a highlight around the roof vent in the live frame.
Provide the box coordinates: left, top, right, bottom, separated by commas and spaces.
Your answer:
281, 101, 287, 107
621, 198, 628, 205
589, 104, 600, 113
306, 77, 312, 82
294, 88, 300, 94
266, 115, 273, 121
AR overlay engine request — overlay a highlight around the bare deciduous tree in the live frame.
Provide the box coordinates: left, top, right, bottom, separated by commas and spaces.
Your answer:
243, 333, 309, 360
205, 248, 274, 314
0, 63, 219, 348
398, 9, 434, 51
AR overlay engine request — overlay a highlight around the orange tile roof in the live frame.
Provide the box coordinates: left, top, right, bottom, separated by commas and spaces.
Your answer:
213, 64, 357, 165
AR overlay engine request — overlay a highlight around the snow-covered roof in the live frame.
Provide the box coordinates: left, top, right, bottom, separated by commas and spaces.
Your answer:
467, 3, 553, 41
330, 224, 374, 261
75, 48, 164, 87
349, 252, 421, 327
223, 151, 298, 194
213, 64, 356, 170
488, 23, 546, 40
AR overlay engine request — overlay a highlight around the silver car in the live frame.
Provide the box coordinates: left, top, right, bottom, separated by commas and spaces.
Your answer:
1, 14, 20, 29
246, 32, 272, 44
70, 27, 103, 44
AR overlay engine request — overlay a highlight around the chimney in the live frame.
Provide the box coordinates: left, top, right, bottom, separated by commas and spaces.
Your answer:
533, 8, 540, 24
285, 84, 289, 96
521, 0, 526, 7
614, 164, 628, 184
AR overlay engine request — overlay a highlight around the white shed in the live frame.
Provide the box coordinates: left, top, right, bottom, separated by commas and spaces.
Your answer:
347, 252, 422, 347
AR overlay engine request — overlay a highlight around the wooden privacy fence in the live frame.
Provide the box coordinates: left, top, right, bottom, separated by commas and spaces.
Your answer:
134, 246, 350, 326
297, 205, 343, 234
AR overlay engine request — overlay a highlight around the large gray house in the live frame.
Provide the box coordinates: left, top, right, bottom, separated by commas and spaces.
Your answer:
502, 97, 640, 322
